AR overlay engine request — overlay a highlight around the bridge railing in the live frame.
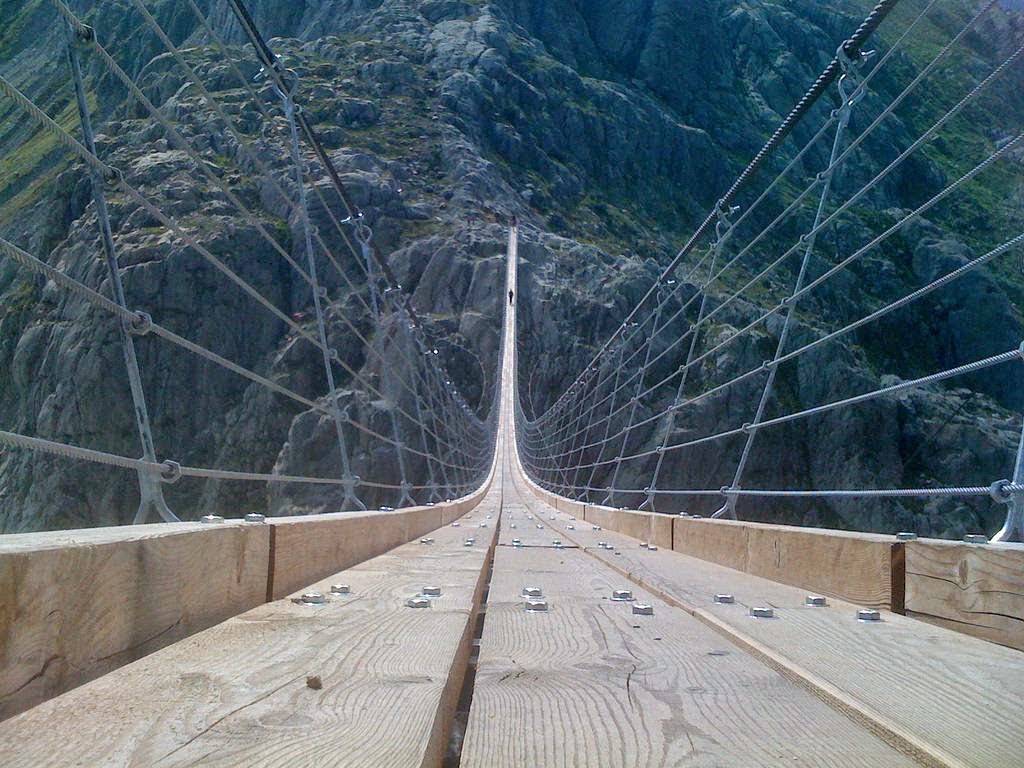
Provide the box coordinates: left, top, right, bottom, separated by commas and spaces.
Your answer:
0, 0, 496, 527
515, 0, 1024, 544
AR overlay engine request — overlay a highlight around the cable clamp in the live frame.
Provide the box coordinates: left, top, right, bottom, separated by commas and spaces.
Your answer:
741, 422, 753, 435
159, 460, 182, 484
127, 311, 153, 337
71, 22, 96, 45
990, 479, 1014, 504
719, 485, 732, 496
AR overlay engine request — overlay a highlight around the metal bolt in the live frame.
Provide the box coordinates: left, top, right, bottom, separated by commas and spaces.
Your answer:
301, 592, 326, 605
330, 584, 350, 595
597, 541, 608, 548
640, 542, 649, 549
749, 606, 774, 619
805, 595, 828, 607
857, 609, 881, 622
895, 531, 917, 541
551, 539, 562, 546
510, 523, 517, 529
648, 545, 658, 552
714, 594, 735, 604
514, 540, 524, 548
527, 514, 533, 520
525, 598, 548, 612
567, 524, 575, 530
479, 523, 488, 528
611, 589, 634, 601
512, 538, 522, 545
421, 586, 442, 597
963, 534, 989, 544
244, 513, 265, 523
451, 522, 461, 527
536, 524, 543, 529
632, 603, 654, 616
463, 538, 475, 547
200, 515, 225, 524
592, 525, 602, 531
406, 597, 431, 608
522, 586, 543, 597
420, 537, 434, 544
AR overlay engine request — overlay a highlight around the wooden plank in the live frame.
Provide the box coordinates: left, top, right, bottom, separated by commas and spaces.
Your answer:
669, 517, 901, 610
0, 522, 270, 721
550, 512, 1024, 768
0, 508, 498, 766
672, 515, 750, 571
585, 504, 673, 548
267, 506, 443, 600
905, 538, 1024, 651
461, 489, 917, 768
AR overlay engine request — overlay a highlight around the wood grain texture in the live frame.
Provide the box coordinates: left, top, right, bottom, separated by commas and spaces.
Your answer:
905, 539, 1024, 651
462, 480, 916, 768
267, 506, 443, 600
548, 514, 1024, 768
669, 517, 900, 610
583, 505, 673, 549
0, 512, 497, 767
0, 522, 270, 721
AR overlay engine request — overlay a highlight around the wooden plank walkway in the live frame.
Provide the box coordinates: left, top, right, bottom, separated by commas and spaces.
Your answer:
459, 467, 919, 767
0, 510, 497, 766
517, 490, 1024, 768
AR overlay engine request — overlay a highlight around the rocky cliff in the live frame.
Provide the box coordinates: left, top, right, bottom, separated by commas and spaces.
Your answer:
0, 0, 1022, 536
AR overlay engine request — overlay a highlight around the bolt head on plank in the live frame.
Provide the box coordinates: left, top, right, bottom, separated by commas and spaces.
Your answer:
200, 515, 225, 524
805, 595, 827, 607
300, 592, 327, 605
525, 598, 548, 612
632, 603, 654, 616
536, 524, 543, 529
463, 538, 475, 546
406, 597, 431, 608
421, 586, 442, 597
420, 537, 435, 544
244, 513, 265, 523
857, 609, 882, 622
592, 525, 602, 530
451, 522, 460, 527
567, 524, 575, 530
522, 586, 542, 597
640, 542, 649, 548
749, 606, 774, 618
330, 584, 350, 595
648, 545, 658, 551
714, 593, 735, 604
510, 523, 517, 529
895, 531, 917, 540
963, 533, 989, 544
611, 589, 634, 601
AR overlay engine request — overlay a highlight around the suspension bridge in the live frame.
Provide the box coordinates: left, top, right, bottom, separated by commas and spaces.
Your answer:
0, 0, 1023, 765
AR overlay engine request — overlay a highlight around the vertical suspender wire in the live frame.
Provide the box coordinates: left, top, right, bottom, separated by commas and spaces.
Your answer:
714, 48, 865, 520
603, 287, 670, 506
64, 23, 177, 524
992, 419, 1024, 542
397, 307, 443, 503
583, 336, 630, 501
280, 81, 364, 511
382, 289, 417, 507
642, 206, 735, 511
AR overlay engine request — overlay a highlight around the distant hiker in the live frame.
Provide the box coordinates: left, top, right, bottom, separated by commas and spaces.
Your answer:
509, 289, 514, 305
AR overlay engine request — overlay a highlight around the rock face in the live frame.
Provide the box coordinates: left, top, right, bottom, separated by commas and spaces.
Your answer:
0, 0, 1022, 537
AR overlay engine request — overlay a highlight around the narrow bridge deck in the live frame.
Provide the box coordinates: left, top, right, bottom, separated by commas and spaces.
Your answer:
0, 229, 1021, 767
